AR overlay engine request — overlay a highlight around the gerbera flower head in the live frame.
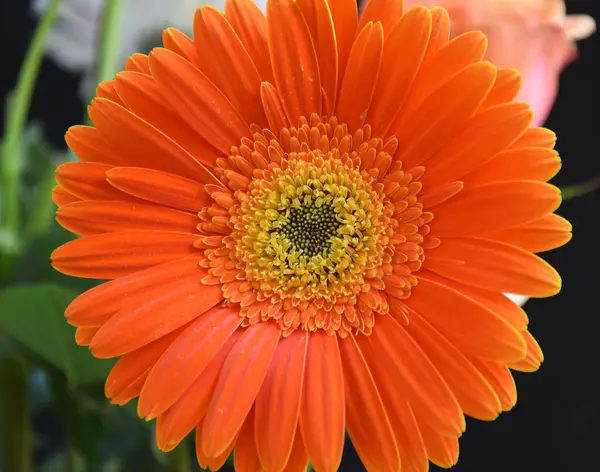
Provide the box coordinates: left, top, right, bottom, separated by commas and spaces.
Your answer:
51, 0, 571, 471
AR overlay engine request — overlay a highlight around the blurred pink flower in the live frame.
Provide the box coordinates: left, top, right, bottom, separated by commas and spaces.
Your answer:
402, 0, 595, 125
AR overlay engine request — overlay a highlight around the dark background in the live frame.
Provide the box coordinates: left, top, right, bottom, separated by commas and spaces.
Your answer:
1, 0, 598, 470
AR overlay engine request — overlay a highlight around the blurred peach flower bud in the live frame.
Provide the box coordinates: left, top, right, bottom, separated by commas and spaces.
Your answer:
402, 0, 595, 125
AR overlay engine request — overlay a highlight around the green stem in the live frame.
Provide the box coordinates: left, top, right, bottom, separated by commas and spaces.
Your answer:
0, 0, 62, 246
165, 440, 192, 472
561, 176, 600, 200
0, 358, 32, 472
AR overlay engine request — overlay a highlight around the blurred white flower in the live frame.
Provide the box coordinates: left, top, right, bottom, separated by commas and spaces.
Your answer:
33, 0, 225, 98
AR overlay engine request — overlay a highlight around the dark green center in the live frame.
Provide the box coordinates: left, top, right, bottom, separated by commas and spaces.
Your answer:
279, 204, 342, 257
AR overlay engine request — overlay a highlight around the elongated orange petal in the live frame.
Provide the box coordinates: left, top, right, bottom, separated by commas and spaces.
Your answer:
340, 334, 400, 471
74, 326, 99, 346
105, 327, 185, 405
396, 62, 496, 169
299, 331, 345, 472
360, 315, 464, 437
418, 181, 464, 210
113, 71, 220, 167
336, 21, 384, 131
325, 0, 357, 101
88, 98, 211, 182
52, 186, 79, 207
432, 181, 561, 236
52, 230, 199, 279
193, 7, 265, 126
260, 82, 289, 134
468, 358, 517, 411
234, 408, 262, 472
89, 276, 222, 358
202, 322, 281, 458
255, 331, 307, 472
139, 306, 242, 419
57, 201, 198, 236
420, 270, 529, 331
359, 343, 428, 472
507, 330, 544, 373
64, 258, 203, 326
155, 331, 241, 452
55, 162, 136, 203
397, 31, 487, 125
425, 237, 562, 297
125, 53, 150, 74
464, 147, 561, 185
66, 126, 125, 166
96, 80, 123, 105
106, 167, 214, 211
422, 102, 533, 187
368, 6, 431, 137
405, 275, 526, 363
358, 0, 404, 37
297, 0, 338, 112
418, 422, 459, 468
149, 48, 250, 154
282, 429, 309, 472
225, 0, 274, 83
424, 7, 450, 58
267, 0, 322, 123
162, 27, 199, 63
479, 68, 522, 110
510, 127, 556, 149
404, 309, 501, 420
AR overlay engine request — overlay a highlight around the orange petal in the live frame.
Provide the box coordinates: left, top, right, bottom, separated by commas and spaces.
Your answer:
282, 428, 310, 472
105, 327, 185, 405
358, 0, 404, 37
340, 335, 400, 472
139, 306, 242, 419
202, 322, 281, 458
405, 275, 526, 363
431, 181, 561, 236
468, 358, 517, 411
420, 270, 529, 331
404, 310, 501, 421
125, 53, 150, 74
52, 230, 199, 279
423, 7, 450, 59
113, 71, 220, 168
298, 331, 345, 472
464, 147, 561, 185
418, 422, 459, 469
234, 408, 262, 472
418, 181, 464, 210
297, 0, 338, 112
74, 326, 99, 346
225, 0, 274, 83
507, 330, 544, 373
325, 0, 358, 100
65, 125, 126, 166
421, 102, 533, 187
155, 331, 242, 452
395, 62, 496, 169
367, 6, 431, 137
360, 345, 428, 472
89, 275, 222, 358
267, 0, 322, 123
96, 80, 124, 105
425, 237, 562, 297
260, 81, 289, 134
88, 98, 212, 182
57, 201, 198, 236
397, 31, 487, 125
55, 162, 136, 203
52, 186, 79, 207
255, 331, 307, 472
106, 167, 214, 212
482, 213, 572, 253
162, 28, 198, 63
510, 126, 556, 149
359, 315, 465, 437
193, 7, 265, 126
479, 68, 522, 110
148, 47, 250, 154
64, 258, 204, 326
336, 21, 384, 131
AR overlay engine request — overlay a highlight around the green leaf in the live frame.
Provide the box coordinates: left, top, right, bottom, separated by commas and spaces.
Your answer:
0, 284, 114, 386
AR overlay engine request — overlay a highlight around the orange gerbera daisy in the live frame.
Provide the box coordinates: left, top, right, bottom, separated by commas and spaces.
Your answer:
51, 0, 571, 471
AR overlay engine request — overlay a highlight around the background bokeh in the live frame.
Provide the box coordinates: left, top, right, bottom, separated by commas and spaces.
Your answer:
1, 0, 599, 470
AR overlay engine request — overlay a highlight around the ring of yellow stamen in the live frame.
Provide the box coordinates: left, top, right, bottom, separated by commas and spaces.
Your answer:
232, 156, 388, 304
